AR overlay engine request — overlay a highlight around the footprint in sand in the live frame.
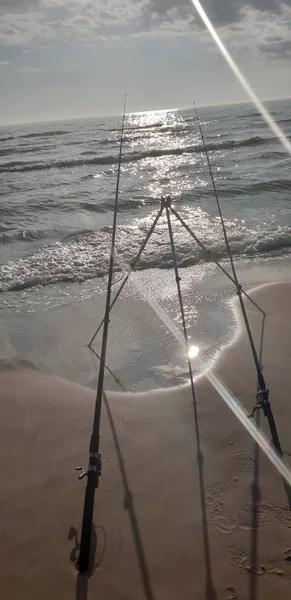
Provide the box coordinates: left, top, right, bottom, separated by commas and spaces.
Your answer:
223, 586, 238, 599
213, 515, 237, 535
238, 501, 291, 532
229, 547, 253, 574
264, 502, 291, 529
229, 450, 254, 472
206, 486, 238, 535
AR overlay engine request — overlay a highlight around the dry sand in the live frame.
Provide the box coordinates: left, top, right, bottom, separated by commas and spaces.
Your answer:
1, 282, 291, 599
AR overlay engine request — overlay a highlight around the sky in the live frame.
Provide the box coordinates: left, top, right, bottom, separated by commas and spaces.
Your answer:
0, 0, 291, 124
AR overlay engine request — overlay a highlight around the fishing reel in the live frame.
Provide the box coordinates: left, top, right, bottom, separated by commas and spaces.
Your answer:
248, 388, 270, 419
76, 453, 102, 482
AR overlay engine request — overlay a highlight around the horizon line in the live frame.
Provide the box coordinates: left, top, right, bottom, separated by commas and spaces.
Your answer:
1, 95, 290, 128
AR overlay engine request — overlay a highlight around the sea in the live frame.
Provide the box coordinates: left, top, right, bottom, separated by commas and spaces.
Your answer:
1, 99, 291, 390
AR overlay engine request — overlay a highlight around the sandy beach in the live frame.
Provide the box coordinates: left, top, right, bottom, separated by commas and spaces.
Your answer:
1, 281, 291, 600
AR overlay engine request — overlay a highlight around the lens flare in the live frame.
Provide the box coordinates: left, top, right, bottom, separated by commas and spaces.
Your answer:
191, 0, 291, 156
188, 345, 200, 359
113, 256, 291, 488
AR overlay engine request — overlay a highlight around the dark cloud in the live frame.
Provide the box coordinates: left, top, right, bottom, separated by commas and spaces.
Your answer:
1, 1, 291, 25
259, 39, 291, 57
148, 1, 291, 26
148, 0, 240, 25
144, 1, 291, 59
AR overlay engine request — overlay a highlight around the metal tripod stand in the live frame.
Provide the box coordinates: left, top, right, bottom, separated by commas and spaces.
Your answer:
78, 194, 287, 575
89, 195, 287, 494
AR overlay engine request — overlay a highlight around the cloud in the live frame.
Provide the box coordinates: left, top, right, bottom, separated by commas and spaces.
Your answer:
147, 0, 240, 26
259, 38, 291, 57
144, 1, 291, 58
0, 1, 144, 45
0, 0, 291, 58
0, 11, 54, 45
0, 58, 9, 64
148, 1, 291, 26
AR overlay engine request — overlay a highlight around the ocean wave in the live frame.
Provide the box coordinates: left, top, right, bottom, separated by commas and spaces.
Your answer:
0, 149, 16, 157
0, 228, 49, 244
239, 109, 277, 119
81, 140, 117, 151
19, 130, 68, 139
277, 118, 291, 126
1, 221, 291, 293
0, 145, 52, 157
0, 136, 15, 143
131, 121, 164, 130
125, 121, 164, 132
78, 201, 109, 213
105, 121, 164, 133
247, 179, 291, 192
79, 197, 159, 213
122, 127, 195, 144
0, 136, 271, 174
258, 150, 287, 161
239, 112, 260, 119
210, 178, 291, 197
99, 139, 117, 146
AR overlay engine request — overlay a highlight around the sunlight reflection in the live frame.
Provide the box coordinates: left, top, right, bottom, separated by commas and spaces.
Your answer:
188, 345, 200, 359
127, 109, 177, 130
127, 265, 291, 488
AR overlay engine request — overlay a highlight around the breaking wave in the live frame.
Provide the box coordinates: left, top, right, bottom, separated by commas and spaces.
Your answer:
1, 222, 291, 293
0, 136, 271, 173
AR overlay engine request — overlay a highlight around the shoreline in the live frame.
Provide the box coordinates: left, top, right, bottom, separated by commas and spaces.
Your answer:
1, 258, 290, 393
1, 281, 291, 599
0, 278, 289, 391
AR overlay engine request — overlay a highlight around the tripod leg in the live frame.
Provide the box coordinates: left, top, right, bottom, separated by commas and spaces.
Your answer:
88, 204, 164, 347
165, 205, 216, 599
165, 206, 196, 400
170, 206, 265, 316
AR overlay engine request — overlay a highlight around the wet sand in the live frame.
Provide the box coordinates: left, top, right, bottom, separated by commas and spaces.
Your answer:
1, 282, 291, 599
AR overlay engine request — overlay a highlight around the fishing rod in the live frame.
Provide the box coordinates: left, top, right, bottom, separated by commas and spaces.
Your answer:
77, 95, 127, 573
193, 103, 284, 459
